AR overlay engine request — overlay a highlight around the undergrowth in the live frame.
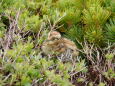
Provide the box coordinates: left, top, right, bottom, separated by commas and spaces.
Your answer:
0, 0, 115, 86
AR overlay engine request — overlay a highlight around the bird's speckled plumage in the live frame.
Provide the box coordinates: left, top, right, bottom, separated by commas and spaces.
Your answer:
42, 31, 79, 62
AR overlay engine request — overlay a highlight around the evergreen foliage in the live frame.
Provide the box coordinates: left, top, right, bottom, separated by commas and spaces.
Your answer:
0, 0, 115, 86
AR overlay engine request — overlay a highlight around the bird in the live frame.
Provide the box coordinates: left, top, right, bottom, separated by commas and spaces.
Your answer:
41, 31, 79, 62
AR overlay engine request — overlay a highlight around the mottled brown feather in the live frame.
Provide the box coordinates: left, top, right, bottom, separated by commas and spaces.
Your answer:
42, 31, 79, 57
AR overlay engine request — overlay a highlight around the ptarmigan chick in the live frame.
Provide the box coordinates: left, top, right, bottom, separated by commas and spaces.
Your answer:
41, 31, 79, 62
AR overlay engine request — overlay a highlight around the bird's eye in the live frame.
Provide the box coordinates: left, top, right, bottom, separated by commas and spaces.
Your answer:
52, 38, 59, 40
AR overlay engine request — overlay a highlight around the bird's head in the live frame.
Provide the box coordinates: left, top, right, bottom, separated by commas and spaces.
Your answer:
48, 31, 61, 40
